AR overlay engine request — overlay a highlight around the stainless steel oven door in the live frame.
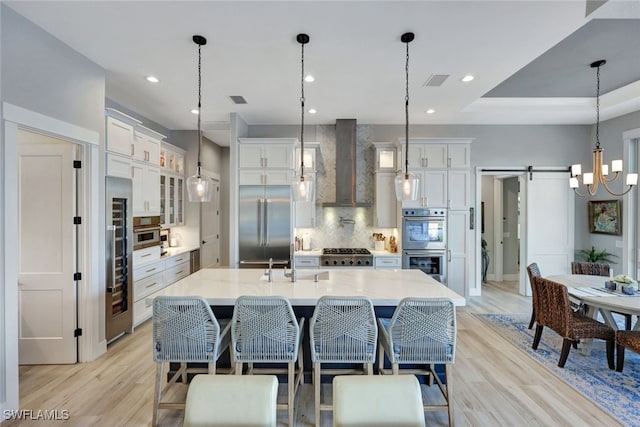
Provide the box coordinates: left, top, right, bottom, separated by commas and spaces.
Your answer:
402, 216, 446, 250
402, 250, 446, 284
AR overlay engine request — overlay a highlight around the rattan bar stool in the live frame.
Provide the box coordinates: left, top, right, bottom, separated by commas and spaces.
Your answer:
231, 295, 304, 426
152, 296, 231, 426
377, 297, 456, 427
309, 296, 378, 427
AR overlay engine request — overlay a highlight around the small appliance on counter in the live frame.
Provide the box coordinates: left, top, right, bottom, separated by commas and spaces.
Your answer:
160, 229, 169, 256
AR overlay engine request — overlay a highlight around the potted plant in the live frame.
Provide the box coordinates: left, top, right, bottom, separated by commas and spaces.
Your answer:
574, 246, 618, 264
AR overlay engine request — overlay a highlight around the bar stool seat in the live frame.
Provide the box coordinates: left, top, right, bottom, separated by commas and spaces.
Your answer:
333, 375, 425, 427
184, 374, 278, 427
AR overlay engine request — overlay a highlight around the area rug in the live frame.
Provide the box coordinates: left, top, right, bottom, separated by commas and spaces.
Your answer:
476, 313, 640, 427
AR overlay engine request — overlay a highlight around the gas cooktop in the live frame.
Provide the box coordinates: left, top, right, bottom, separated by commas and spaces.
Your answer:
322, 248, 372, 255
320, 248, 373, 267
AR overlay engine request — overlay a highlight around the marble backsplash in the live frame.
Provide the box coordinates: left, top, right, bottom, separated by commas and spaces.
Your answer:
295, 124, 399, 251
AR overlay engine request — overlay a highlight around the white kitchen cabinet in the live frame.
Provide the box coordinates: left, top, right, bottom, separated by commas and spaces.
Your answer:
239, 169, 292, 185
374, 256, 401, 269
160, 174, 185, 227
106, 116, 134, 156
447, 169, 470, 209
401, 170, 447, 209
238, 138, 294, 170
106, 153, 132, 178
374, 172, 398, 227
132, 130, 161, 166
294, 255, 320, 268
447, 209, 469, 299
132, 162, 160, 216
407, 143, 447, 169
447, 144, 471, 169
160, 142, 186, 174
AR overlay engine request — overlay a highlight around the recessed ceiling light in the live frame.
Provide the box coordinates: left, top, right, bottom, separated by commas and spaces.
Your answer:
426, 109, 435, 114
308, 108, 317, 114
190, 109, 199, 115
145, 75, 159, 83
304, 75, 315, 82
461, 75, 474, 83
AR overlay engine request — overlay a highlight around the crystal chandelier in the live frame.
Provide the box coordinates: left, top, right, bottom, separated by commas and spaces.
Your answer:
186, 35, 214, 202
291, 33, 314, 202
394, 32, 420, 201
570, 60, 637, 197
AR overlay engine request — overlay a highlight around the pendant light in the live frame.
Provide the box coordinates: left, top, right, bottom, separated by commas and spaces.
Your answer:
394, 32, 420, 201
569, 60, 638, 196
186, 34, 214, 202
291, 33, 314, 202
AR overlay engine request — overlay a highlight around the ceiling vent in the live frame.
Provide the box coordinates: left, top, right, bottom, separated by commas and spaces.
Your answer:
422, 74, 449, 87
229, 95, 247, 104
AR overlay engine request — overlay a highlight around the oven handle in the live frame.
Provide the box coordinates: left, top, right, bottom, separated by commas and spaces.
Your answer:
133, 226, 161, 233
403, 217, 445, 222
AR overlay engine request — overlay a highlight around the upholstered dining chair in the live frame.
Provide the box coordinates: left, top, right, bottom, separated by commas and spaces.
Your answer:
616, 330, 640, 372
309, 296, 378, 427
570, 261, 631, 328
377, 297, 456, 427
570, 261, 610, 276
152, 296, 231, 426
231, 295, 304, 427
526, 263, 542, 329
532, 277, 615, 368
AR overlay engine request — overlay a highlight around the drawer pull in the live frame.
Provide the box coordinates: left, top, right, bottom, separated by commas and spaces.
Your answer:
175, 270, 184, 275
145, 300, 152, 308
141, 253, 152, 258
145, 282, 158, 288
146, 268, 157, 273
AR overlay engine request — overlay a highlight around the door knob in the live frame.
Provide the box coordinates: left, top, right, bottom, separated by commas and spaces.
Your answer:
202, 240, 207, 244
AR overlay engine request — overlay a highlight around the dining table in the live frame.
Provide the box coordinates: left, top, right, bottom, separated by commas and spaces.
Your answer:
546, 274, 640, 331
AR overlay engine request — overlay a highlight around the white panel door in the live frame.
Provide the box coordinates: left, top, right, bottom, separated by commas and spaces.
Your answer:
447, 209, 469, 299
424, 170, 447, 207
201, 175, 221, 268
18, 131, 76, 364
524, 172, 574, 294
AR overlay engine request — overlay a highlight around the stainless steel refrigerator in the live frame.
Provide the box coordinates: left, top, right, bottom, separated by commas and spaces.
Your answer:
239, 185, 291, 268
105, 176, 133, 342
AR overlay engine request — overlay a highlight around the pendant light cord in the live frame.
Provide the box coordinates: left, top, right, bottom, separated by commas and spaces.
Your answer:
197, 41, 203, 176
595, 63, 600, 150
404, 38, 410, 178
300, 41, 305, 177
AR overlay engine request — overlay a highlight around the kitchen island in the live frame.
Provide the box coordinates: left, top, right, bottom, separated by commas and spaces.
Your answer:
159, 267, 463, 379
158, 267, 466, 306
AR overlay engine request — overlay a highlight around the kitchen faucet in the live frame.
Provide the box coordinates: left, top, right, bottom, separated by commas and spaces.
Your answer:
267, 258, 273, 283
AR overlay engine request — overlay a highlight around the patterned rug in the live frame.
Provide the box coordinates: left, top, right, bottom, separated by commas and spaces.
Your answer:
476, 313, 640, 427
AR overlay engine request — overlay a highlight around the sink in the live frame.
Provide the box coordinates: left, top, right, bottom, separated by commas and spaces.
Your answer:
260, 269, 330, 282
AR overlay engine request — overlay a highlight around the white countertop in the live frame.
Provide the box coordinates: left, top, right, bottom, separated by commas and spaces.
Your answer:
159, 268, 465, 306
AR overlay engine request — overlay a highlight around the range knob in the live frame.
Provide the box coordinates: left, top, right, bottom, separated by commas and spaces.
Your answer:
341, 260, 346, 265
324, 260, 329, 265
333, 260, 338, 265
365, 260, 371, 265
357, 260, 362, 265
350, 260, 354, 265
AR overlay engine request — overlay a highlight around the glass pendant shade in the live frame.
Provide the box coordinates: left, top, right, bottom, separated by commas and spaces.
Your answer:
187, 172, 213, 202
395, 172, 419, 201
292, 174, 314, 202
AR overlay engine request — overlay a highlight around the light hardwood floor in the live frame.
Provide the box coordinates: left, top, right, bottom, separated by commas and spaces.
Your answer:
5, 281, 622, 426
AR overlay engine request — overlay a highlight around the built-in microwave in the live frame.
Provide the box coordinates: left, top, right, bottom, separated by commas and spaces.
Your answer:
133, 216, 161, 250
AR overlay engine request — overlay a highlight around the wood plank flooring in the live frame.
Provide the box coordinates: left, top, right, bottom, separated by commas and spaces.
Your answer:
5, 281, 622, 426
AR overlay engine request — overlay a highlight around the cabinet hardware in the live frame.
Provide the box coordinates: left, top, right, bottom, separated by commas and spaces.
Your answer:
131, 144, 134, 156
141, 253, 152, 258
448, 157, 451, 167
145, 282, 157, 288
146, 268, 157, 273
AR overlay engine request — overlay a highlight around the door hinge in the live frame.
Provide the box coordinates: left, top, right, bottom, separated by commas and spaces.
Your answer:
73, 160, 82, 169
73, 216, 82, 225
74, 272, 82, 281
74, 328, 83, 337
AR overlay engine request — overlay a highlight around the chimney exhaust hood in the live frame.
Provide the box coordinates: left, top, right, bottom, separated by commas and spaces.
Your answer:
323, 119, 370, 208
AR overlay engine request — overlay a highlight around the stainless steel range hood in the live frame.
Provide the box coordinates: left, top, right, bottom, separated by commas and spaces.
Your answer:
323, 119, 370, 208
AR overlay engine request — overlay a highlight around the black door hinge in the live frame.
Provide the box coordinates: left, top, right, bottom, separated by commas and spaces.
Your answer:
74, 272, 82, 281
73, 216, 82, 225
74, 328, 82, 337
73, 160, 82, 169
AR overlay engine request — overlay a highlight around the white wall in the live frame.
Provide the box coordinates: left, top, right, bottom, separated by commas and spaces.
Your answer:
1, 4, 106, 410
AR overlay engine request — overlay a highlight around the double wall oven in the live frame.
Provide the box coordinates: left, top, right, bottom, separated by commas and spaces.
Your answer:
402, 208, 447, 283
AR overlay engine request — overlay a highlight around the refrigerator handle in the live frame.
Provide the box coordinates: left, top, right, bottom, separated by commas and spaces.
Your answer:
258, 198, 264, 246
265, 199, 271, 246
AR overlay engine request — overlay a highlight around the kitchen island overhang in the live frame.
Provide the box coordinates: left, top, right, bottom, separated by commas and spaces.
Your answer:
156, 268, 466, 307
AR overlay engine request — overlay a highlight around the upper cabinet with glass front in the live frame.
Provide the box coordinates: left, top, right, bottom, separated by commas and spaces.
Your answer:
159, 142, 186, 227
374, 143, 398, 171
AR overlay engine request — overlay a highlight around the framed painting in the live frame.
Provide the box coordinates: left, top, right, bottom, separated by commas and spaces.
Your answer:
588, 200, 621, 235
